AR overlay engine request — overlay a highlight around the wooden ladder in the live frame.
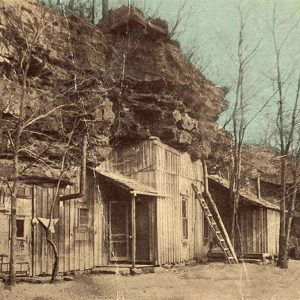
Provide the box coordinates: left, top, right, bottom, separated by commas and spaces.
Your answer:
192, 184, 238, 264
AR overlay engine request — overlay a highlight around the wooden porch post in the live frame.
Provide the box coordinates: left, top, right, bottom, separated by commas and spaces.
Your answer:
131, 194, 136, 269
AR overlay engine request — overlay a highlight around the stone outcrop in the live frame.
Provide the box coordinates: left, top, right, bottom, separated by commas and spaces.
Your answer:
0, 0, 227, 181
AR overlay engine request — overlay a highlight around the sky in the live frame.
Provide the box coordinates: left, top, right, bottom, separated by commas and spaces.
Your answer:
57, 0, 300, 144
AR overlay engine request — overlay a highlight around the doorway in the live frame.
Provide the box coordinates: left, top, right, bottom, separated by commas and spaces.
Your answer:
109, 201, 130, 261
136, 199, 150, 262
108, 198, 152, 263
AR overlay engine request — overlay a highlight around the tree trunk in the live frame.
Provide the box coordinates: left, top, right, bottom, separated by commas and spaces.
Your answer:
283, 180, 297, 266
102, 0, 108, 18
46, 232, 59, 283
229, 146, 242, 244
91, 0, 96, 24
278, 157, 287, 268
229, 153, 236, 242
9, 148, 20, 286
8, 184, 17, 286
8, 110, 23, 286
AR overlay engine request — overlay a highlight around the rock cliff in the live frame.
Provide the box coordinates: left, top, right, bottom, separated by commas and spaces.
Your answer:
0, 0, 226, 181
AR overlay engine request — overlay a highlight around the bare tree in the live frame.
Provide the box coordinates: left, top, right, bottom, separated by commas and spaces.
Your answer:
102, 0, 108, 18
2, 4, 60, 286
269, 0, 300, 268
217, 2, 263, 245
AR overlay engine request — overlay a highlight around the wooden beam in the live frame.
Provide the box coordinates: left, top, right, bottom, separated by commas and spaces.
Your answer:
131, 194, 136, 269
257, 175, 261, 199
129, 190, 159, 197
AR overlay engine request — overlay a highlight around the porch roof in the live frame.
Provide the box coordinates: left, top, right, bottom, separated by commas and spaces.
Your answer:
208, 175, 280, 211
94, 169, 158, 197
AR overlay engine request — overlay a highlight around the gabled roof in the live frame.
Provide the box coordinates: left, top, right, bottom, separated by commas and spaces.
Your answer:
94, 169, 158, 197
208, 175, 280, 211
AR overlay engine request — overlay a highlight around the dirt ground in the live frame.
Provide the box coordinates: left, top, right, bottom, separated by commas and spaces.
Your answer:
1, 260, 300, 300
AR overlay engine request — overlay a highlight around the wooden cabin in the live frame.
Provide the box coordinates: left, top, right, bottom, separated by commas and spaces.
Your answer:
93, 136, 207, 266
0, 181, 96, 277
0, 137, 208, 276
208, 175, 280, 256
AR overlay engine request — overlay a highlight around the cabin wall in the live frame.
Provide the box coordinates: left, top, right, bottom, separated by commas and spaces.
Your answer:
209, 180, 279, 255
154, 143, 205, 264
32, 179, 95, 276
267, 209, 280, 255
0, 180, 98, 276
90, 170, 106, 267
101, 139, 157, 189
238, 205, 268, 254
0, 185, 32, 276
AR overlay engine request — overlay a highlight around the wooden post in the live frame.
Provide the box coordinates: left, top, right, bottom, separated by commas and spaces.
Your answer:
257, 175, 261, 199
31, 186, 35, 277
131, 194, 136, 269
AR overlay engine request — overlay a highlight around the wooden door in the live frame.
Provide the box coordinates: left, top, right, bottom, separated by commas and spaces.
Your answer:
136, 200, 150, 262
109, 201, 129, 261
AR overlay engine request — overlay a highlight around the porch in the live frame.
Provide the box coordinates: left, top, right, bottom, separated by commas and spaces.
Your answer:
95, 169, 159, 268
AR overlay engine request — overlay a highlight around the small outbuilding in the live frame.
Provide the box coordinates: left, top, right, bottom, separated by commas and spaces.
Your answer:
208, 175, 280, 256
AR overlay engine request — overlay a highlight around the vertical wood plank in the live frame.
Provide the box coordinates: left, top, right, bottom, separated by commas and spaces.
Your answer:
33, 186, 38, 276
69, 190, 75, 271
47, 188, 53, 275
58, 188, 64, 272
38, 187, 43, 275
131, 195, 136, 268
42, 188, 48, 274
65, 194, 70, 273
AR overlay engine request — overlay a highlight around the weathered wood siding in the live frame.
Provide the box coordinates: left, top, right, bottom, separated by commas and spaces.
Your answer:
155, 144, 204, 264
236, 204, 280, 255
209, 179, 280, 255
238, 206, 268, 254
0, 185, 32, 275
101, 138, 206, 264
32, 183, 95, 276
267, 209, 280, 255
90, 170, 106, 267
101, 139, 157, 189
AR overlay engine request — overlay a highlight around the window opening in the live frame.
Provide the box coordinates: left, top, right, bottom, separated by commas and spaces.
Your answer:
182, 198, 188, 240
79, 208, 89, 227
16, 219, 25, 238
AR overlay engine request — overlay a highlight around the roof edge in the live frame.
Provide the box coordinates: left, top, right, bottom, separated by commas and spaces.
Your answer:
208, 175, 280, 211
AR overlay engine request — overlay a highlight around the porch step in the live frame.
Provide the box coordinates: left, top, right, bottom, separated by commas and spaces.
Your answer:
207, 252, 226, 262
91, 266, 130, 275
237, 252, 273, 260
239, 258, 263, 265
